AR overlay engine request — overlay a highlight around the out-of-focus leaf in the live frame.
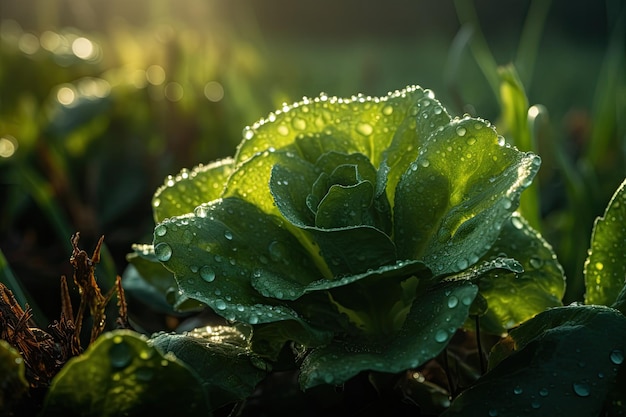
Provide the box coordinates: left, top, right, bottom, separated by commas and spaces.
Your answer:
0, 340, 29, 412
584, 179, 626, 306
41, 330, 211, 417
445, 305, 626, 417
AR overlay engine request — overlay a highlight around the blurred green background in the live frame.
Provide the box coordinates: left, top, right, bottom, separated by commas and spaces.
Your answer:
1, 0, 624, 325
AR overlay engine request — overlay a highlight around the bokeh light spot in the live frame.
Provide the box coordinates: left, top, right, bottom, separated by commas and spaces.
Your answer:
18, 32, 39, 54
146, 65, 166, 85
0, 136, 18, 158
165, 82, 184, 102
57, 85, 76, 106
72, 37, 95, 59
204, 81, 224, 102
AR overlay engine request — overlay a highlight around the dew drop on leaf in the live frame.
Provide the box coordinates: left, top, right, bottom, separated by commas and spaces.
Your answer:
513, 385, 523, 395
154, 242, 172, 262
155, 224, 167, 237
277, 125, 289, 136
447, 296, 459, 308
199, 265, 216, 282
224, 230, 233, 240
194, 205, 208, 218
434, 329, 448, 343
292, 117, 306, 130
511, 216, 524, 230
215, 299, 227, 310
539, 388, 549, 397
529, 257, 544, 269
466, 136, 477, 145
109, 338, 133, 370
420, 159, 430, 168
382, 105, 394, 115
609, 349, 624, 365
356, 123, 373, 136
595, 262, 604, 271
456, 126, 467, 137
572, 382, 590, 397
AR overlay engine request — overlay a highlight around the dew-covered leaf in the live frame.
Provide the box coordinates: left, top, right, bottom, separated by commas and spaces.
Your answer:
473, 213, 565, 334
41, 330, 211, 417
235, 86, 437, 168
153, 158, 234, 223
124, 244, 203, 313
584, 179, 626, 306
0, 340, 28, 411
393, 117, 541, 275
153, 196, 323, 326
299, 280, 477, 389
445, 305, 626, 417
149, 325, 269, 409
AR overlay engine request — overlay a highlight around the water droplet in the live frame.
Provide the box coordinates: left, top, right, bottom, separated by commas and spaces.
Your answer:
595, 262, 604, 271
609, 349, 624, 365
531, 400, 541, 409
356, 123, 373, 136
224, 230, 233, 240
154, 242, 172, 262
269, 241, 289, 263
249, 315, 259, 324
539, 388, 549, 397
194, 205, 209, 218
215, 299, 227, 310
513, 385, 523, 395
447, 296, 459, 308
155, 224, 167, 237
456, 258, 469, 269
488, 409, 498, 416
200, 266, 216, 282
466, 136, 477, 145
572, 382, 590, 397
501, 198, 512, 209
461, 295, 473, 306
420, 159, 430, 168
456, 126, 467, 137
109, 339, 133, 369
382, 105, 394, 115
292, 117, 306, 130
153, 198, 161, 207
435, 329, 448, 343
277, 125, 289, 136
433, 106, 442, 115
529, 257, 544, 269
511, 216, 524, 229
323, 374, 334, 384
410, 162, 418, 171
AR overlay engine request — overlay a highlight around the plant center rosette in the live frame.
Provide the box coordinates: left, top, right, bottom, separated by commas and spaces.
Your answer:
149, 85, 565, 388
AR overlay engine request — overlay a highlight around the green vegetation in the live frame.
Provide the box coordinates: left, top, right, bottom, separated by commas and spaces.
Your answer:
1, 0, 624, 415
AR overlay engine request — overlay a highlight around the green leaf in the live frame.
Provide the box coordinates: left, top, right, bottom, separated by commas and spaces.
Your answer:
149, 325, 269, 409
584, 179, 626, 306
235, 86, 437, 168
0, 340, 28, 412
124, 244, 203, 313
154, 196, 322, 325
474, 213, 565, 333
445, 305, 626, 417
393, 116, 541, 275
269, 152, 396, 275
299, 280, 478, 389
41, 330, 211, 417
153, 158, 234, 223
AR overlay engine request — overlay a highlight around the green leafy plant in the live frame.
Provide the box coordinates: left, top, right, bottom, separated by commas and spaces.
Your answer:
2, 84, 625, 416
144, 85, 566, 388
